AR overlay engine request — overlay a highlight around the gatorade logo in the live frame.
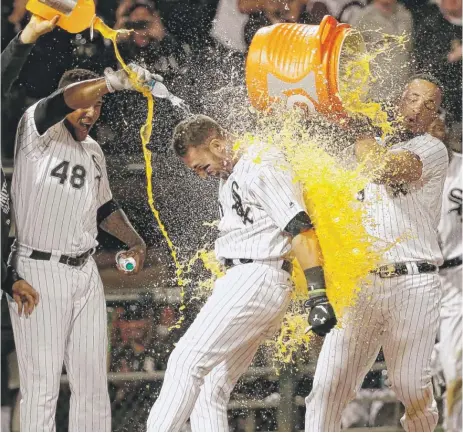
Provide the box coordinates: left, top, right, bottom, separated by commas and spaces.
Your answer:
267, 71, 319, 112
39, 0, 77, 15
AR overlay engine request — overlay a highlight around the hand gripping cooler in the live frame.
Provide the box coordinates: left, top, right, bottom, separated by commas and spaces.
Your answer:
26, 0, 95, 33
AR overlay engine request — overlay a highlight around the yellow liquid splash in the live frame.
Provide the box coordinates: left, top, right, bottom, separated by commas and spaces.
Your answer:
93, 18, 187, 327
339, 32, 410, 136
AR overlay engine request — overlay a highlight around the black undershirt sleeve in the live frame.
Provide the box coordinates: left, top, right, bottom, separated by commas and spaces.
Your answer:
97, 199, 121, 226
34, 88, 74, 135
284, 211, 314, 237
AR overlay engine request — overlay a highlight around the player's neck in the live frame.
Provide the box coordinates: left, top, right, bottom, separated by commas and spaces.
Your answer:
64, 119, 80, 142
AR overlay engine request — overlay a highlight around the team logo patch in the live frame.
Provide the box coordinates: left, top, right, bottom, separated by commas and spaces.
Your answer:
449, 188, 462, 220
231, 181, 253, 225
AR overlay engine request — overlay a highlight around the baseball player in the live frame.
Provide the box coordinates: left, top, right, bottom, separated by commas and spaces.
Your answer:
146, 114, 337, 431
434, 122, 462, 431
1, 15, 60, 316
305, 74, 449, 432
8, 63, 159, 431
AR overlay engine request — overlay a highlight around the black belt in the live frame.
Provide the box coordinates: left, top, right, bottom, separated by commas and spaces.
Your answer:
29, 248, 94, 267
224, 258, 293, 274
373, 261, 438, 278
440, 256, 462, 270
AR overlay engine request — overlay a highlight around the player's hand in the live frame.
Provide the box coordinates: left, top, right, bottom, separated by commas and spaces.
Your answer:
20, 14, 60, 44
117, 244, 146, 275
12, 280, 39, 317
104, 63, 162, 92
305, 295, 337, 337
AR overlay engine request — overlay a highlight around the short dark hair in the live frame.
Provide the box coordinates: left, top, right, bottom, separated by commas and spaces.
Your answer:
58, 68, 100, 89
409, 73, 444, 96
172, 115, 226, 157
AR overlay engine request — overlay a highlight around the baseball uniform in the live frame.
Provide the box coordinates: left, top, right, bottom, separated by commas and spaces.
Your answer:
8, 101, 112, 432
437, 151, 462, 431
306, 133, 449, 432
146, 148, 304, 431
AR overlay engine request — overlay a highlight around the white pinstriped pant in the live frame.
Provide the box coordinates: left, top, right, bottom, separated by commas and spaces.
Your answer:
306, 273, 442, 432
439, 265, 462, 431
7, 253, 110, 432
146, 262, 292, 432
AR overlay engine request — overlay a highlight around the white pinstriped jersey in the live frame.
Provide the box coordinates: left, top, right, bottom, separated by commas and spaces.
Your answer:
438, 152, 462, 260
215, 148, 305, 261
362, 133, 449, 265
11, 101, 112, 256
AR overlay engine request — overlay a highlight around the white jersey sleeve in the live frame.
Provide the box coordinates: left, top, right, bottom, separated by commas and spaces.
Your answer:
95, 152, 113, 208
397, 133, 449, 183
249, 164, 306, 231
15, 101, 64, 161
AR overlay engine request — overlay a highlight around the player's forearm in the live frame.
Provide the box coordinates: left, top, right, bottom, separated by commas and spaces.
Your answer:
238, 0, 267, 13
292, 229, 323, 270
99, 209, 146, 249
63, 78, 110, 110
354, 138, 423, 184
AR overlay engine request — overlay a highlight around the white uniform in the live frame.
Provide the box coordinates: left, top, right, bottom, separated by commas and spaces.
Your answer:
8, 102, 112, 432
306, 134, 449, 432
437, 151, 462, 431
147, 149, 303, 431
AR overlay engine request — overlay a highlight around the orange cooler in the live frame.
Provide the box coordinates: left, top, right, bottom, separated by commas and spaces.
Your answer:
26, 0, 95, 33
246, 15, 367, 119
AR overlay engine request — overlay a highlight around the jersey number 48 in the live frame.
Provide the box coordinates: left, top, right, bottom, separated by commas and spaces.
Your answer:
51, 161, 87, 190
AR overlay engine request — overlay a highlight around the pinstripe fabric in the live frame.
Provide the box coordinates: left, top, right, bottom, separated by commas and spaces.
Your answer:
437, 152, 462, 429
305, 273, 441, 432
189, 338, 261, 432
146, 263, 291, 432
12, 102, 112, 257
363, 134, 448, 265
215, 148, 305, 261
439, 266, 462, 431
8, 101, 112, 431
7, 255, 110, 432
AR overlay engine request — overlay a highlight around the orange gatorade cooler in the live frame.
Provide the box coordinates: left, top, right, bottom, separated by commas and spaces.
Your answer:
26, 0, 95, 33
246, 15, 367, 120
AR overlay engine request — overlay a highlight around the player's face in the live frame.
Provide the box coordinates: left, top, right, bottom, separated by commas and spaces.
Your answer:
399, 79, 442, 134
182, 142, 229, 179
66, 99, 103, 141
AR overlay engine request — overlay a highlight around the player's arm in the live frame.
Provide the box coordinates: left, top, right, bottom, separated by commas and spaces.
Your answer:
33, 64, 159, 135
250, 165, 337, 336
1, 14, 59, 101
2, 263, 39, 317
98, 203, 146, 275
354, 136, 423, 185
285, 213, 337, 337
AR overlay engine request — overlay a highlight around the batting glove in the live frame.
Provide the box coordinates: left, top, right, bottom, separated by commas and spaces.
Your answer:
104, 63, 163, 93
305, 295, 337, 337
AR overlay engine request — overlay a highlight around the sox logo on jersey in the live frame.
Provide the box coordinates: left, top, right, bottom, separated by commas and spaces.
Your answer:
231, 181, 253, 224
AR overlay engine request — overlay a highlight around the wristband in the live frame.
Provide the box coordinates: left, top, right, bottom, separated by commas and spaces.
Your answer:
304, 266, 326, 296
304, 295, 328, 309
104, 75, 115, 93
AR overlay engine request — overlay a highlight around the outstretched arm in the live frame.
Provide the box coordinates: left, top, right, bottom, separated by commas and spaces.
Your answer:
34, 63, 156, 135
1, 14, 59, 102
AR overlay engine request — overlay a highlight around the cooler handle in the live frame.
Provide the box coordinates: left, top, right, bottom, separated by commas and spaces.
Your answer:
318, 15, 338, 49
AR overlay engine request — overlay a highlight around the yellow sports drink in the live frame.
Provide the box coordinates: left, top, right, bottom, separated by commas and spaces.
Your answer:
246, 15, 367, 121
26, 0, 95, 33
